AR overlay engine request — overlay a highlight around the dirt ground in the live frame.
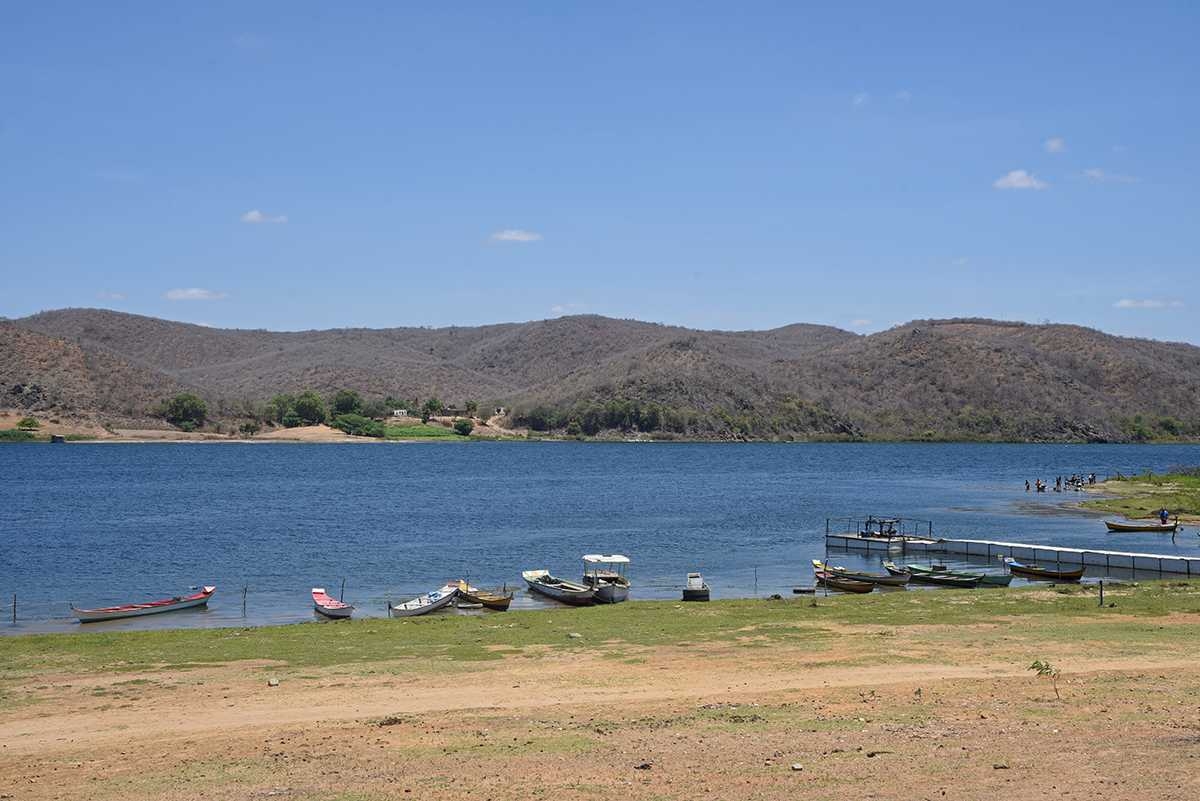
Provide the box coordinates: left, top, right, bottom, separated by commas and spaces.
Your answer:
3, 615, 1198, 801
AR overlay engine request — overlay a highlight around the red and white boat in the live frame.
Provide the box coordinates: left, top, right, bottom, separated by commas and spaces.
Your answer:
71, 586, 216, 623
312, 587, 354, 619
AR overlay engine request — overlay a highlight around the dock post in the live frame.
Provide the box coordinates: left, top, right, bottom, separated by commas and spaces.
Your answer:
1098, 580, 1104, 607
242, 586, 248, 617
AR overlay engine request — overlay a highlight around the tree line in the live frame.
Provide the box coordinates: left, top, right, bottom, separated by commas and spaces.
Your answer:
154, 390, 480, 437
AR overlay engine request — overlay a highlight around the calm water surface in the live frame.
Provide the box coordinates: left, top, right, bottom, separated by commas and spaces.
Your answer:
2, 441, 1198, 633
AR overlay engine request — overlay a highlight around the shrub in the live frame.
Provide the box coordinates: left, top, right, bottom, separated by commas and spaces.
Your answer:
293, 391, 327, 425
332, 389, 363, 416
332, 414, 385, 437
0, 429, 35, 442
16, 416, 39, 431
158, 393, 207, 429
282, 409, 302, 428
239, 420, 261, 437
565, 419, 582, 437
453, 418, 474, 436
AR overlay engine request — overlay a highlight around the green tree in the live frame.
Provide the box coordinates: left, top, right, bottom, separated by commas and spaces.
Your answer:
360, 398, 387, 419
267, 393, 296, 424
159, 393, 207, 429
293, 391, 327, 425
464, 400, 479, 417
565, 419, 582, 437
239, 420, 261, 437
422, 397, 444, 417
332, 413, 384, 437
453, 418, 474, 436
282, 409, 302, 428
16, 416, 40, 431
332, 389, 363, 416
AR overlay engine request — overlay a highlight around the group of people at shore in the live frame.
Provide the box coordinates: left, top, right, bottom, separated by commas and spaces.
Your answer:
1026, 473, 1096, 493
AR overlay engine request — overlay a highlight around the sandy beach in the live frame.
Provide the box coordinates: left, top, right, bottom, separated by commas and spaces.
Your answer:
2, 585, 1198, 801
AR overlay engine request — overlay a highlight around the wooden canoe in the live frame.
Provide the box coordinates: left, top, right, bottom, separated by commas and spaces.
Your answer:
904, 564, 1012, 587
883, 562, 980, 588
72, 586, 216, 623
390, 584, 458, 617
1105, 520, 1179, 533
814, 569, 874, 594
812, 559, 909, 586
522, 570, 595, 605
312, 587, 353, 619
456, 580, 513, 611
1003, 558, 1084, 581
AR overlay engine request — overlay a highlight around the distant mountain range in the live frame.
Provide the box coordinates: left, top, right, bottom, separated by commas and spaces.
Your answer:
4, 308, 1200, 441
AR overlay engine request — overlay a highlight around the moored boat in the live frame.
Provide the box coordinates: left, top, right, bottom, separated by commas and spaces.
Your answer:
312, 587, 353, 619
814, 569, 874, 594
682, 572, 710, 602
581, 554, 631, 603
522, 569, 595, 605
1003, 558, 1084, 581
904, 563, 1013, 587
812, 559, 909, 587
456, 580, 513, 611
390, 584, 459, 617
72, 585, 216, 623
1105, 519, 1179, 533
883, 562, 980, 588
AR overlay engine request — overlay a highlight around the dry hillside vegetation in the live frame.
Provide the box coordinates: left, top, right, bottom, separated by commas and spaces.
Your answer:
6, 310, 1200, 441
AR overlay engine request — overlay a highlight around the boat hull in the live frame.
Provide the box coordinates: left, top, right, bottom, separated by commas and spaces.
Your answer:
391, 585, 458, 617
314, 603, 353, 619
523, 570, 595, 605
591, 582, 629, 604
682, 586, 710, 602
457, 582, 513, 611
73, 586, 216, 623
814, 570, 874, 593
1105, 520, 1178, 533
813, 560, 909, 586
1004, 559, 1084, 581
883, 563, 980, 588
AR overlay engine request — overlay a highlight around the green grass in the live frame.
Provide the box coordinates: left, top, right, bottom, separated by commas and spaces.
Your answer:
1082, 471, 1200, 518
383, 424, 465, 439
2, 582, 1199, 680
0, 429, 35, 441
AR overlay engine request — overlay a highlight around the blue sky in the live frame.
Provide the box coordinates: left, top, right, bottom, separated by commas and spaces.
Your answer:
2, 2, 1197, 342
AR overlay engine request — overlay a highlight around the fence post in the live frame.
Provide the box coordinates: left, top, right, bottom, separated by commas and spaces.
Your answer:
1098, 580, 1104, 607
11, 594, 15, 625
242, 586, 248, 617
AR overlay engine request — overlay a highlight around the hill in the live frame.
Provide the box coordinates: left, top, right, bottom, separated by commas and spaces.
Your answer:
5, 309, 1200, 441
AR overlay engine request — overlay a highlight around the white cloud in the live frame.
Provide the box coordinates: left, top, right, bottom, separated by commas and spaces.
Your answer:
1083, 167, 1138, 184
240, 209, 288, 224
850, 318, 873, 328
852, 92, 869, 107
1044, 137, 1066, 153
551, 302, 586, 315
1113, 298, 1183, 309
96, 290, 126, 301
993, 169, 1048, 190
894, 90, 912, 102
491, 229, 542, 242
165, 288, 228, 301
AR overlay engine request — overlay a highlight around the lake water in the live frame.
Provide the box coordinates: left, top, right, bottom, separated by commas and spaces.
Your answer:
2, 441, 1199, 634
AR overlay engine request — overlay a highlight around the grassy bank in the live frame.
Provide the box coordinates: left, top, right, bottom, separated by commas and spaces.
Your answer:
3, 581, 1199, 678
1082, 470, 1200, 520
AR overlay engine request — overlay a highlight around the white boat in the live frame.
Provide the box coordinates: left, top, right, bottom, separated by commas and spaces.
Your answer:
682, 572, 709, 602
390, 584, 458, 617
522, 569, 595, 605
581, 554, 631, 604
312, 587, 353, 619
72, 586, 216, 623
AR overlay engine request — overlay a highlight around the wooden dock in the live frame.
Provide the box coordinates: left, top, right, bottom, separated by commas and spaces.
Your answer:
826, 532, 1200, 576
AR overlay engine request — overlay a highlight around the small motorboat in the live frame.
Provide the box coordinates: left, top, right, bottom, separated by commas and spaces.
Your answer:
1003, 558, 1084, 581
581, 554, 631, 603
682, 572, 710, 602
522, 570, 595, 605
456, 580, 513, 611
904, 563, 1013, 587
312, 587, 353, 619
883, 562, 980, 588
390, 584, 458, 617
814, 569, 874, 594
72, 586, 216, 623
1105, 519, 1179, 533
812, 559, 909, 587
